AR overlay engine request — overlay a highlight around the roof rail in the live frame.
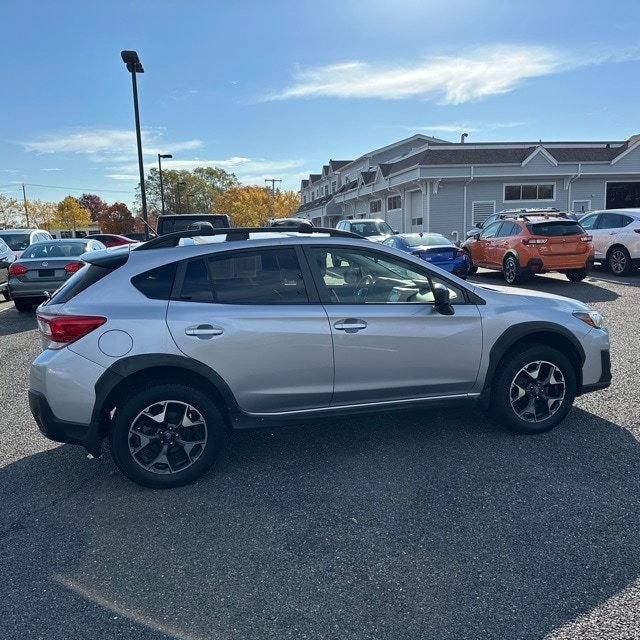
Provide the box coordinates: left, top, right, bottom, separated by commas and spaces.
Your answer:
134, 225, 361, 250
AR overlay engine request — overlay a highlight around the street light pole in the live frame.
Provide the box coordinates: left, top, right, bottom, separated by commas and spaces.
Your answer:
177, 181, 187, 214
158, 153, 172, 215
121, 50, 149, 240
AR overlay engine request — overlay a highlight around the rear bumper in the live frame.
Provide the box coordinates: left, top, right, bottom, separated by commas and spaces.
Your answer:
523, 255, 594, 274
29, 389, 104, 456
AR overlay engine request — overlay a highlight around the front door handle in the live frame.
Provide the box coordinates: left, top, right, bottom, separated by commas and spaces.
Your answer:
185, 324, 223, 338
334, 319, 368, 332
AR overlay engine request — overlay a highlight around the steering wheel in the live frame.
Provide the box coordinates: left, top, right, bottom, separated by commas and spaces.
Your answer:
354, 274, 374, 301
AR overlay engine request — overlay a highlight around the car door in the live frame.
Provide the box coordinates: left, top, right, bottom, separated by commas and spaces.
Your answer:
474, 221, 503, 267
166, 246, 334, 414
306, 245, 483, 406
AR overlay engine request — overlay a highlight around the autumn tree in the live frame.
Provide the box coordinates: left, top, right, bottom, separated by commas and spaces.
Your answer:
0, 194, 21, 228
53, 196, 91, 233
98, 202, 135, 234
273, 190, 301, 218
78, 194, 107, 222
27, 200, 57, 230
213, 186, 273, 226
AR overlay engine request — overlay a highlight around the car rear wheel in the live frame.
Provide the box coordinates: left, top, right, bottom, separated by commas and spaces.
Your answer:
109, 383, 226, 489
14, 300, 32, 312
503, 256, 521, 285
566, 268, 587, 282
491, 344, 576, 434
607, 246, 634, 276
2, 289, 10, 301
463, 249, 477, 275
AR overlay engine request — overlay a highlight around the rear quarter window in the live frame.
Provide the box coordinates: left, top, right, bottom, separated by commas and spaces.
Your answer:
131, 263, 178, 300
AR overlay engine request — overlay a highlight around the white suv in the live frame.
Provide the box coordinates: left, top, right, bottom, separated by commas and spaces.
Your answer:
336, 219, 397, 242
29, 226, 611, 489
0, 228, 54, 259
578, 209, 640, 275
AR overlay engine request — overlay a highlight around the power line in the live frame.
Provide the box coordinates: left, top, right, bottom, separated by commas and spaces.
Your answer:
0, 182, 135, 196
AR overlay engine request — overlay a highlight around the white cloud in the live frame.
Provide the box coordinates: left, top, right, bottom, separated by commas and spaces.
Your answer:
264, 45, 620, 104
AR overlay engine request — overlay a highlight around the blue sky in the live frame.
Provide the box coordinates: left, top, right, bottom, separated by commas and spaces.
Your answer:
2, 0, 640, 211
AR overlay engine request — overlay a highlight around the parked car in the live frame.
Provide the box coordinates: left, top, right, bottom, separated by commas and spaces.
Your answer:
0, 228, 54, 258
576, 208, 640, 275
382, 232, 468, 278
156, 214, 231, 235
29, 226, 610, 489
0, 237, 16, 301
122, 232, 156, 241
266, 218, 314, 229
8, 237, 106, 312
462, 212, 594, 284
86, 233, 139, 248
336, 219, 397, 242
465, 208, 562, 238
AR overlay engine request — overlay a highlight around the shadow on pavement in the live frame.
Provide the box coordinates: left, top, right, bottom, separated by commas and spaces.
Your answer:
1, 407, 639, 640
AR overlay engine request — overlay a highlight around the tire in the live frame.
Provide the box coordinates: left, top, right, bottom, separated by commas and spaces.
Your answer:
2, 289, 10, 301
566, 268, 587, 282
607, 246, 634, 276
502, 255, 521, 285
14, 300, 32, 312
109, 383, 226, 489
464, 250, 477, 275
491, 344, 576, 434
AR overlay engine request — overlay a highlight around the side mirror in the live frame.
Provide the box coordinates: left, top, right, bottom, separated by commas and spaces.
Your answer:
393, 229, 400, 234
433, 283, 454, 316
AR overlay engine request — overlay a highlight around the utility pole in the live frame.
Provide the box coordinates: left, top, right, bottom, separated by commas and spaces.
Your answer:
22, 184, 30, 226
265, 178, 282, 220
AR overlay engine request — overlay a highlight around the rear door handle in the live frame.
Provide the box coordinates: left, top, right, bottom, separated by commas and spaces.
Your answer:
185, 324, 223, 338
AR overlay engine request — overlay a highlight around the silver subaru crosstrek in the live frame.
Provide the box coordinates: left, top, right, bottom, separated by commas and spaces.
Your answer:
29, 226, 611, 489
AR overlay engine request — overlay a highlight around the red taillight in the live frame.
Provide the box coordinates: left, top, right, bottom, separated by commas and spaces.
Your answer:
8, 264, 28, 275
580, 235, 592, 242
36, 314, 107, 345
521, 238, 548, 246
455, 248, 465, 257
64, 262, 85, 273
633, 228, 640, 234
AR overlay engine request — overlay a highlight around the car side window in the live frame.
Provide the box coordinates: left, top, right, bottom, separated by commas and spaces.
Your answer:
496, 222, 519, 237
598, 213, 625, 229
177, 248, 309, 305
480, 221, 503, 239
579, 214, 597, 230
309, 247, 465, 305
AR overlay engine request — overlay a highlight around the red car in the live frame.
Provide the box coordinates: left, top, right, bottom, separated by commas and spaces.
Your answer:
87, 234, 139, 248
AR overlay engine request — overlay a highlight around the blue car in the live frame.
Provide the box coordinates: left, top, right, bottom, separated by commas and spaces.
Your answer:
382, 232, 468, 278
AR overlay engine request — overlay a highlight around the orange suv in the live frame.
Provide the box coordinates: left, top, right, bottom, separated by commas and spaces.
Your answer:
462, 212, 594, 284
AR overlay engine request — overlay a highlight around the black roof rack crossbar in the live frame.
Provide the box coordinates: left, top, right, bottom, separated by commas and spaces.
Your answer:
134, 225, 361, 250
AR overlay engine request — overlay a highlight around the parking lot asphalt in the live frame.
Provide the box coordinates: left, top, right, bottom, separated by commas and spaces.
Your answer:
0, 266, 639, 640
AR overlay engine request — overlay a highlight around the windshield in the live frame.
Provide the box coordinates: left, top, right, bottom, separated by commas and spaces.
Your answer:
0, 233, 30, 251
352, 221, 394, 237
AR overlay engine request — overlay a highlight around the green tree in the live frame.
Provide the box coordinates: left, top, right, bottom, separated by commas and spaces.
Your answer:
53, 196, 91, 233
137, 166, 240, 216
98, 202, 135, 234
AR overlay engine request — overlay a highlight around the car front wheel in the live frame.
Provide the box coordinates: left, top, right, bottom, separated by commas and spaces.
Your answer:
491, 344, 576, 434
109, 383, 226, 489
607, 246, 634, 276
463, 249, 477, 275
503, 256, 522, 285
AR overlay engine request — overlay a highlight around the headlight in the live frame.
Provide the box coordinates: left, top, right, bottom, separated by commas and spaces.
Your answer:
573, 310, 605, 329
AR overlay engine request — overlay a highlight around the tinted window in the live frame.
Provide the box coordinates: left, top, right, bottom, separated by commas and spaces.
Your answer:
527, 221, 585, 236
131, 263, 178, 300
480, 222, 502, 239
0, 234, 30, 251
598, 213, 626, 229
496, 222, 520, 237
177, 248, 309, 305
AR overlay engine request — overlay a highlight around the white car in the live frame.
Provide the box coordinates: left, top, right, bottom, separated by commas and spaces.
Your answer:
578, 209, 640, 275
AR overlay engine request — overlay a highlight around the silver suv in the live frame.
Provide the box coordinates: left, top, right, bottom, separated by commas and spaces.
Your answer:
29, 226, 611, 489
